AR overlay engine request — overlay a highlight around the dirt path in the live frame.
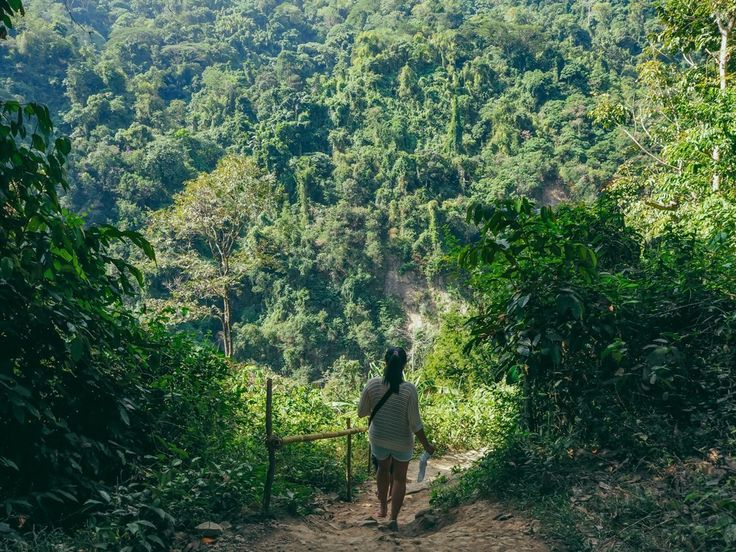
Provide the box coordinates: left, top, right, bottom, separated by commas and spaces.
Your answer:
211, 451, 549, 552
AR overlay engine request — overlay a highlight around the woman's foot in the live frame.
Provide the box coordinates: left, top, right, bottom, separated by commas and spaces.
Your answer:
387, 519, 398, 531
377, 503, 388, 518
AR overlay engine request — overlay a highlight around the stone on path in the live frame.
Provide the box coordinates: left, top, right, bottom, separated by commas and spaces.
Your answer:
195, 521, 225, 537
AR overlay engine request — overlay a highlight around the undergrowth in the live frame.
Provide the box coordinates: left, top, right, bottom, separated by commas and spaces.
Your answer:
432, 433, 736, 551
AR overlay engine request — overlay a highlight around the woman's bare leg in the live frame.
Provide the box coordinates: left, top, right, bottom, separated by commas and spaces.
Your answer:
376, 456, 392, 517
388, 458, 393, 499
389, 459, 410, 523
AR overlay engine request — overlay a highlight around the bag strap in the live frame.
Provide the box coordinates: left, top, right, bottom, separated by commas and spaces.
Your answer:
368, 387, 394, 427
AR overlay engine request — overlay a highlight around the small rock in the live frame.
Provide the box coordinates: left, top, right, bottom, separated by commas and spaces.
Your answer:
493, 513, 513, 521
195, 522, 224, 537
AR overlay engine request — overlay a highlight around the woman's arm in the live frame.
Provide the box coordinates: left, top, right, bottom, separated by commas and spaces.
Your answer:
407, 385, 435, 454
357, 383, 372, 418
414, 428, 435, 455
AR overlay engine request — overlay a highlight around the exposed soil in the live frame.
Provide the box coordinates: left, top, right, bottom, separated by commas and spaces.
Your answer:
204, 451, 550, 552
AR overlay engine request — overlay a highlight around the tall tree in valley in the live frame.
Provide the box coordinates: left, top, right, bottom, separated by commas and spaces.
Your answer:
150, 156, 278, 357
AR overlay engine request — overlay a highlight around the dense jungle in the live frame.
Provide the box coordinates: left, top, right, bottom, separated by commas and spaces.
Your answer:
1, 0, 735, 550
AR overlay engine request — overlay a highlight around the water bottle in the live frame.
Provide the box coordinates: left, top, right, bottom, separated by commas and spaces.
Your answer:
416, 450, 431, 483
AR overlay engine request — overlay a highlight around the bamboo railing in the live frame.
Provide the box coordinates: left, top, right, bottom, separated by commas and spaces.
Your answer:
261, 378, 368, 513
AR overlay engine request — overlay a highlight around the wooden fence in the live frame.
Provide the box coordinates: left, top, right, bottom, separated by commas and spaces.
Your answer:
261, 378, 369, 513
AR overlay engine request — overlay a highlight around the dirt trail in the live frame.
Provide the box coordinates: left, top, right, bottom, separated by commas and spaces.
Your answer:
216, 451, 549, 552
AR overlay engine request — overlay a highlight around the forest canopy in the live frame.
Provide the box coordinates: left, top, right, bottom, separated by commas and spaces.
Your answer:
0, 0, 650, 377
3, 0, 736, 550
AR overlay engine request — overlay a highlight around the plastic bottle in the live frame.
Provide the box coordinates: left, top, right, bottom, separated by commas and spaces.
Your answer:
416, 450, 431, 483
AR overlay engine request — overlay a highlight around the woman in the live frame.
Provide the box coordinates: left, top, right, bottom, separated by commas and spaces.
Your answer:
358, 347, 435, 530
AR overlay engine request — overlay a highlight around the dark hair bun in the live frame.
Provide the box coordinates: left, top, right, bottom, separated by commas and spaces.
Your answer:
383, 347, 407, 393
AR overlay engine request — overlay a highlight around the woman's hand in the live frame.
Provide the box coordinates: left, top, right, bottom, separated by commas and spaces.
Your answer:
425, 443, 435, 456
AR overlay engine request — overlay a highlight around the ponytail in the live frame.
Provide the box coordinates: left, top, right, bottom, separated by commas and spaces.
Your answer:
383, 347, 407, 394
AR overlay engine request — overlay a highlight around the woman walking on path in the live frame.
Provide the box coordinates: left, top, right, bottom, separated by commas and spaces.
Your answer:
358, 347, 435, 530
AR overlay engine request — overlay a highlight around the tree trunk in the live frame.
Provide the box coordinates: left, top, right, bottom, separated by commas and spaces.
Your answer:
523, 366, 536, 431
222, 293, 233, 358
713, 14, 734, 192
719, 25, 729, 92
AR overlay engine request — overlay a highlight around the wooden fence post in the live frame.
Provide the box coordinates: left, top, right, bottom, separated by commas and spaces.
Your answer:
262, 378, 275, 514
346, 418, 352, 501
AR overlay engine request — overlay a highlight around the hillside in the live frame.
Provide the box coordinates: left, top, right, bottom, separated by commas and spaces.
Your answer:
0, 0, 649, 376
3, 0, 736, 550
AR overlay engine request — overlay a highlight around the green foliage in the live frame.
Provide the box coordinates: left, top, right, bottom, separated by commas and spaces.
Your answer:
459, 196, 736, 450
0, 0, 23, 39
595, 0, 736, 254
422, 384, 519, 453
8, 0, 736, 549
0, 98, 157, 523
0, 95, 259, 550
230, 368, 363, 507
436, 2, 736, 549
422, 309, 493, 386
148, 155, 280, 357
0, 76, 350, 550
417, 309, 522, 452
0, 0, 649, 376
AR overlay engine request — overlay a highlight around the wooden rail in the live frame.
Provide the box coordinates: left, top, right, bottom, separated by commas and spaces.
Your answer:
271, 427, 366, 446
262, 378, 370, 513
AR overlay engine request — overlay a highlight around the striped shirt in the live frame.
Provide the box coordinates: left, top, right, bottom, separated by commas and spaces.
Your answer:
357, 377, 423, 453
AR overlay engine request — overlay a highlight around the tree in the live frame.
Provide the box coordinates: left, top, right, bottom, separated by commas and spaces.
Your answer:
0, 0, 651, 373
150, 156, 278, 357
447, 94, 463, 153
594, 0, 736, 213
658, 0, 736, 192
457, 197, 736, 445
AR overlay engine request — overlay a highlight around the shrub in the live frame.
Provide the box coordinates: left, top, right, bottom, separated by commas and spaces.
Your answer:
458, 197, 736, 452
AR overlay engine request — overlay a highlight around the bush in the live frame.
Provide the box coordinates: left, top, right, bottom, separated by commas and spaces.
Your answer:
422, 384, 520, 453
459, 197, 736, 453
0, 101, 157, 526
